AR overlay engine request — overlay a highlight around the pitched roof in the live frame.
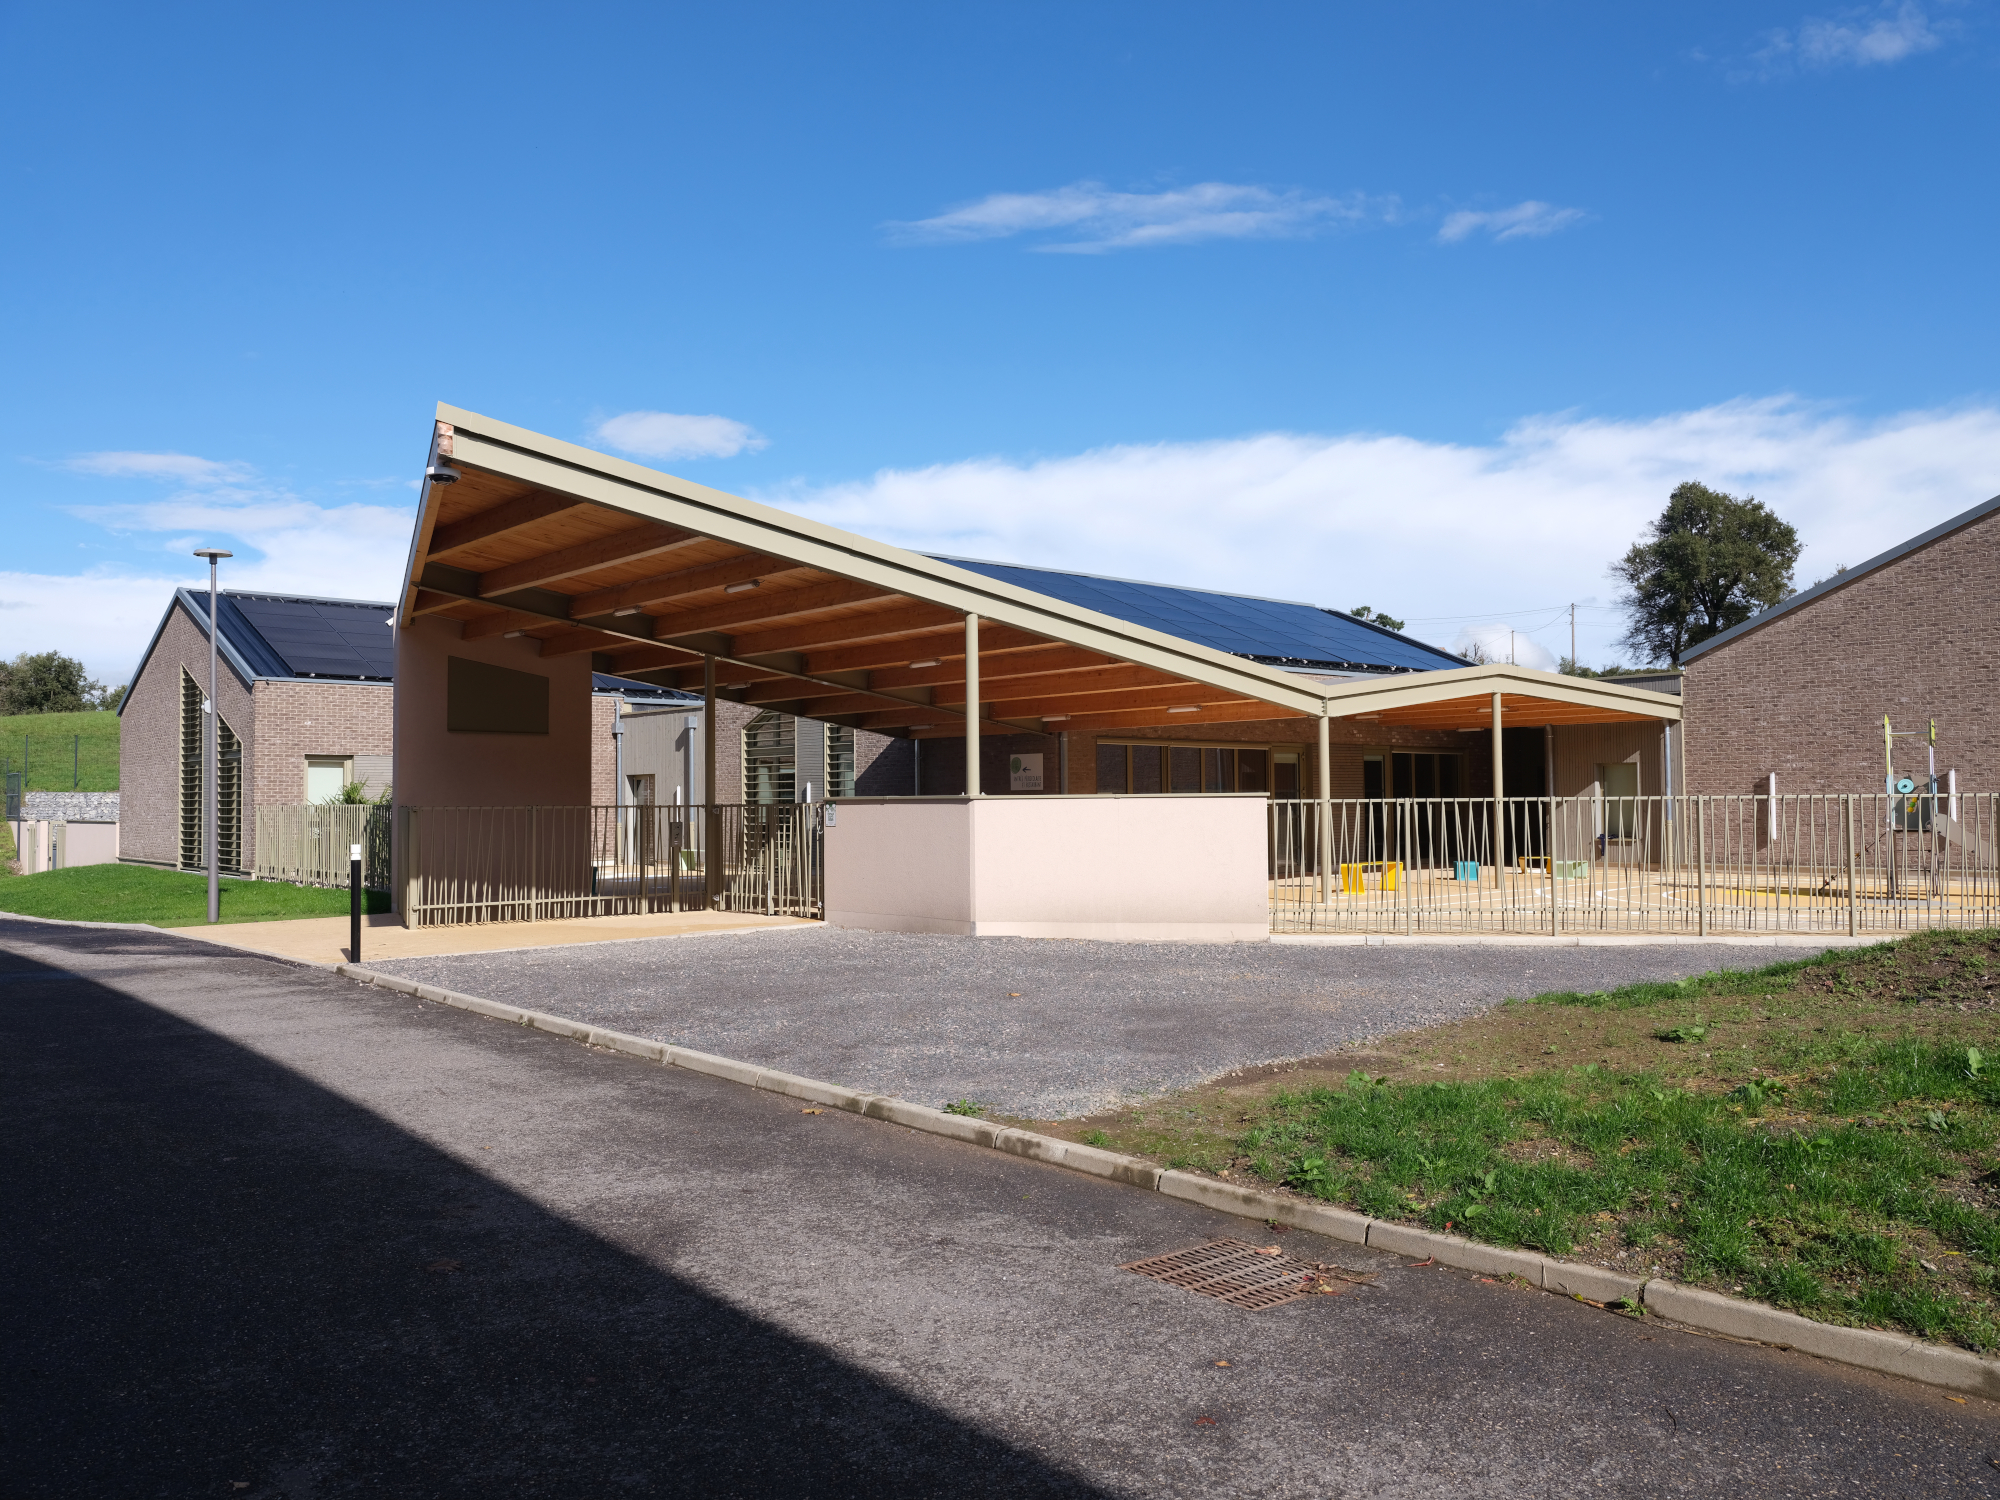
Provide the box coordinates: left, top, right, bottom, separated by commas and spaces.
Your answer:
124, 589, 396, 712
592, 672, 702, 703
1683, 491, 2000, 664
929, 556, 1466, 675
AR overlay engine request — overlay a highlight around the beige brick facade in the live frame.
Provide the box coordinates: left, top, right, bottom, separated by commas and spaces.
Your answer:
118, 600, 258, 868
120, 595, 394, 870
252, 679, 393, 809
1683, 504, 2000, 795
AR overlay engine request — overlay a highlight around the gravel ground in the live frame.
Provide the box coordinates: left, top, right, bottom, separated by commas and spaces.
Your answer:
370, 931, 1839, 1118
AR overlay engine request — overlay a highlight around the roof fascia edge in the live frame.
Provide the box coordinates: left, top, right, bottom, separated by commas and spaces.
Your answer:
441, 418, 1328, 715
1683, 490, 2000, 664
176, 588, 263, 690
1321, 664, 1681, 720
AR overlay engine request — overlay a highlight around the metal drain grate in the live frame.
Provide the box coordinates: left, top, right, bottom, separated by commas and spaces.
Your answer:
1121, 1237, 1324, 1310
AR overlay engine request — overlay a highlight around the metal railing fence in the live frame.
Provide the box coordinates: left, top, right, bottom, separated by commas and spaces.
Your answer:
254, 804, 392, 889
1270, 792, 2000, 936
399, 803, 823, 927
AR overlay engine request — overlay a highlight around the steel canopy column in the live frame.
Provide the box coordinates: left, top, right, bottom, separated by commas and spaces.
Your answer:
1490, 691, 1505, 882
964, 613, 981, 797
1316, 710, 1331, 906
703, 655, 718, 908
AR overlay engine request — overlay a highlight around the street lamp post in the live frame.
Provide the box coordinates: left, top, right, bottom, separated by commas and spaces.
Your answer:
193, 549, 232, 923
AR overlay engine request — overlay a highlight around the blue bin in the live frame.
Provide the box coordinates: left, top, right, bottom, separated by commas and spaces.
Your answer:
1454, 861, 1480, 882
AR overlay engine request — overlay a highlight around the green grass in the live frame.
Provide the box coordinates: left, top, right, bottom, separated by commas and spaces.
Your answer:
0, 862, 388, 926
0, 709, 120, 792
1024, 930, 2000, 1353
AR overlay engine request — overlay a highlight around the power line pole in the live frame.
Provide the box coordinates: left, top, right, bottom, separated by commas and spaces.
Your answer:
1570, 603, 1576, 673
193, 548, 232, 923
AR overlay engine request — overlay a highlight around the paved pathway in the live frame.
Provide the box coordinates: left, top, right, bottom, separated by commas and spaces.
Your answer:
375, 927, 1840, 1116
4, 917, 1991, 1497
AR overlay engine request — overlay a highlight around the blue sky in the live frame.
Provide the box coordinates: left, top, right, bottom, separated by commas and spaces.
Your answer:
4, 1, 1996, 680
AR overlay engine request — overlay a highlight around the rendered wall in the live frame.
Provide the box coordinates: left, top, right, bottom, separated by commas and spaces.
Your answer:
825, 795, 1269, 942
394, 615, 593, 811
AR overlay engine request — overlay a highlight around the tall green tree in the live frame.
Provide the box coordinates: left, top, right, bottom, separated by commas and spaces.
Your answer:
1612, 483, 1802, 664
0, 651, 104, 715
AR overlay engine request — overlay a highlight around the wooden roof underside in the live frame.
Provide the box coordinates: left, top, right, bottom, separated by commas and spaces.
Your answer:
409, 463, 1307, 736
406, 419, 1680, 739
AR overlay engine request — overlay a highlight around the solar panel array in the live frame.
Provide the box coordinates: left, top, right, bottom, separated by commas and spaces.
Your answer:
931, 557, 1463, 673
221, 594, 398, 680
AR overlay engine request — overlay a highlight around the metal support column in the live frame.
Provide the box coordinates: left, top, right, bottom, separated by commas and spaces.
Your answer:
1696, 796, 1708, 938
1845, 794, 1858, 938
1546, 724, 1557, 935
703, 655, 718, 909
1490, 691, 1505, 887
1316, 711, 1331, 906
964, 614, 981, 797
193, 547, 231, 923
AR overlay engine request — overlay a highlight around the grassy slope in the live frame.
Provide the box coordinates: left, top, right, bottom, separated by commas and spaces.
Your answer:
0, 863, 388, 926
1016, 931, 2000, 1353
0, 709, 120, 792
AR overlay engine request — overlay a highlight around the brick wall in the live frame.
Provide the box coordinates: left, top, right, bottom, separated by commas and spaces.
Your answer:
118, 599, 256, 868
1683, 506, 2000, 795
251, 680, 393, 816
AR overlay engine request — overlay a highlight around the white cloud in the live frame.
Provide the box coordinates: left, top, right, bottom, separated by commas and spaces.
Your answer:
1452, 623, 1560, 672
764, 396, 2000, 669
1438, 201, 1587, 245
21, 460, 416, 681
887, 181, 1394, 254
591, 410, 768, 461
1757, 3, 1943, 71
63, 451, 253, 483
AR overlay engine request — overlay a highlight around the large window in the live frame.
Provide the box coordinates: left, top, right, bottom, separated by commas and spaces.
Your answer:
742, 711, 795, 804
1095, 742, 1269, 794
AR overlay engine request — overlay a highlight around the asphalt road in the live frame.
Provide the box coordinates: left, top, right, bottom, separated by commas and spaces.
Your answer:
370, 928, 1839, 1117
4, 916, 1994, 1499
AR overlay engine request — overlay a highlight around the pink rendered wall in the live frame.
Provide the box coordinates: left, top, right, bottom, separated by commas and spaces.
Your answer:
393, 614, 594, 811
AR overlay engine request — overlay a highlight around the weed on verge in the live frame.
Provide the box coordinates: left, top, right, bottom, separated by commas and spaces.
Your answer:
1017, 931, 2000, 1353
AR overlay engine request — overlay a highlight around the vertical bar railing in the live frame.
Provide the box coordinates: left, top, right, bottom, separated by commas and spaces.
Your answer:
1268, 792, 1998, 936
398, 803, 825, 927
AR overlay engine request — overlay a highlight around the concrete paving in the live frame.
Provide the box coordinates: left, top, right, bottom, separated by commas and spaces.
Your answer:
4, 916, 1993, 1498
373, 927, 1843, 1117
167, 905, 811, 965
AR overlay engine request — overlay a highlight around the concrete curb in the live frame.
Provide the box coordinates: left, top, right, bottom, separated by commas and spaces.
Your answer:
1271, 933, 1875, 948
335, 960, 1999, 1401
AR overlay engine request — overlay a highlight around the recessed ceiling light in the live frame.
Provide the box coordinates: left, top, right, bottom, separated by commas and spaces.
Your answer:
908, 658, 941, 669
503, 630, 525, 639
1042, 714, 1070, 722
725, 580, 760, 594
1168, 705, 1200, 713
614, 607, 642, 617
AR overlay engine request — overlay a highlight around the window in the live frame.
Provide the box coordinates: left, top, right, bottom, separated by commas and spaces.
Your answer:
1097, 741, 1274, 794
1600, 762, 1639, 839
743, 711, 796, 804
305, 757, 348, 803
1272, 752, 1301, 799
827, 725, 856, 799
1385, 753, 1461, 799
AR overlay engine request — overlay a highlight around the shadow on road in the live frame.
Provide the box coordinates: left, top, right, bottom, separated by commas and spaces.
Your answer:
0, 928, 1105, 1498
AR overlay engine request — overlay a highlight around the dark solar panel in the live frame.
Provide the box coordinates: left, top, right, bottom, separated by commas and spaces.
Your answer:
227, 595, 397, 679
931, 558, 1464, 673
